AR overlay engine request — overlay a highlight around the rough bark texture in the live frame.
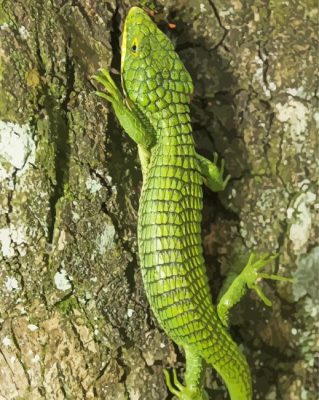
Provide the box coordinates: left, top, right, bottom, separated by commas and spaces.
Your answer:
0, 1, 318, 399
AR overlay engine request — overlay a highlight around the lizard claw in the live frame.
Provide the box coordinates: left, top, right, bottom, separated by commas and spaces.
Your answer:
223, 173, 231, 190
242, 253, 294, 307
94, 91, 113, 102
164, 368, 182, 397
220, 158, 225, 176
163, 368, 209, 400
212, 152, 230, 190
92, 68, 122, 103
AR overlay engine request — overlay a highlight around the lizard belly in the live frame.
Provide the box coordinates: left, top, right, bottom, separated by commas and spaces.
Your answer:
138, 150, 220, 347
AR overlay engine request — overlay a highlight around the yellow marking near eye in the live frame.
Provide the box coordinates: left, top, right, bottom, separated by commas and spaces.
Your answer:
120, 20, 128, 76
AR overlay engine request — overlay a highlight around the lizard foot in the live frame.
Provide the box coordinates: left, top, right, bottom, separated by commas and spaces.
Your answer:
212, 152, 230, 190
242, 253, 294, 306
163, 369, 208, 400
92, 68, 122, 104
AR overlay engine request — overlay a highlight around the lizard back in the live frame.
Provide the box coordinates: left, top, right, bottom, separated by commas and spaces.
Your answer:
138, 114, 251, 399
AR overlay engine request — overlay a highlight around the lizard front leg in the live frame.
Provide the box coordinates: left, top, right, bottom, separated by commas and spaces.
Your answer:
93, 68, 155, 150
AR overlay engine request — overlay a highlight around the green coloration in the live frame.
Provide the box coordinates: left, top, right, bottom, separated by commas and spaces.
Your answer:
55, 295, 78, 315
94, 7, 292, 400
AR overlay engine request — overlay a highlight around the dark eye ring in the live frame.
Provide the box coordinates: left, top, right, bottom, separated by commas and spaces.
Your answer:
132, 44, 137, 52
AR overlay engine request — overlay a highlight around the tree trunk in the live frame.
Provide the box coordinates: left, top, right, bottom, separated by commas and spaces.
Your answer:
0, 1, 317, 399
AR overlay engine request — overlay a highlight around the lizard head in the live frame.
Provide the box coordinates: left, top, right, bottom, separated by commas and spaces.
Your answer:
121, 7, 193, 125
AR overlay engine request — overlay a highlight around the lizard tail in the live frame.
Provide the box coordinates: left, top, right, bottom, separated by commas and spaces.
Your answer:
204, 336, 252, 400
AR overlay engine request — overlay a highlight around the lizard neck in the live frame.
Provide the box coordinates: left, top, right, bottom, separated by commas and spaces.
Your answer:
146, 106, 194, 146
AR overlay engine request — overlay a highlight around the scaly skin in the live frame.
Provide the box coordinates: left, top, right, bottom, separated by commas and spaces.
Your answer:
94, 7, 293, 399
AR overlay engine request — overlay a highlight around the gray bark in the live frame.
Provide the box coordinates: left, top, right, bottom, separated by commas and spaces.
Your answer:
0, 1, 318, 399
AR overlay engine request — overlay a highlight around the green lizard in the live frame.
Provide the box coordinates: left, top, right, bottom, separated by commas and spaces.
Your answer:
94, 7, 292, 400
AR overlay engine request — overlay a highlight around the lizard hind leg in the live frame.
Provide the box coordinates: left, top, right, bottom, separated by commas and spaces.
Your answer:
163, 350, 209, 400
217, 252, 294, 327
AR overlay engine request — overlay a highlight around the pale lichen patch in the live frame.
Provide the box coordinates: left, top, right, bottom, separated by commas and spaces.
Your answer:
31, 354, 41, 363
0, 23, 9, 31
127, 308, 134, 318
54, 269, 72, 291
57, 230, 67, 251
4, 276, 19, 292
199, 3, 207, 13
275, 99, 309, 149
0, 224, 27, 258
27, 324, 39, 331
97, 225, 116, 255
0, 121, 36, 181
293, 246, 319, 301
85, 177, 102, 194
2, 336, 12, 347
0, 228, 12, 257
287, 192, 316, 254
286, 86, 313, 100
18, 25, 29, 40
313, 111, 319, 128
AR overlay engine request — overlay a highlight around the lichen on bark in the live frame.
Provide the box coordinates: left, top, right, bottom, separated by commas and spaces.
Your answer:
0, 0, 318, 399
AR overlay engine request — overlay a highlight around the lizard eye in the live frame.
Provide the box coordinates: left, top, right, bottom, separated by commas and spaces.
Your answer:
131, 39, 138, 53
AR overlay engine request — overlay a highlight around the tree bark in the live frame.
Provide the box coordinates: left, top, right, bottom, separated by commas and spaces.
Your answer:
0, 1, 317, 399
